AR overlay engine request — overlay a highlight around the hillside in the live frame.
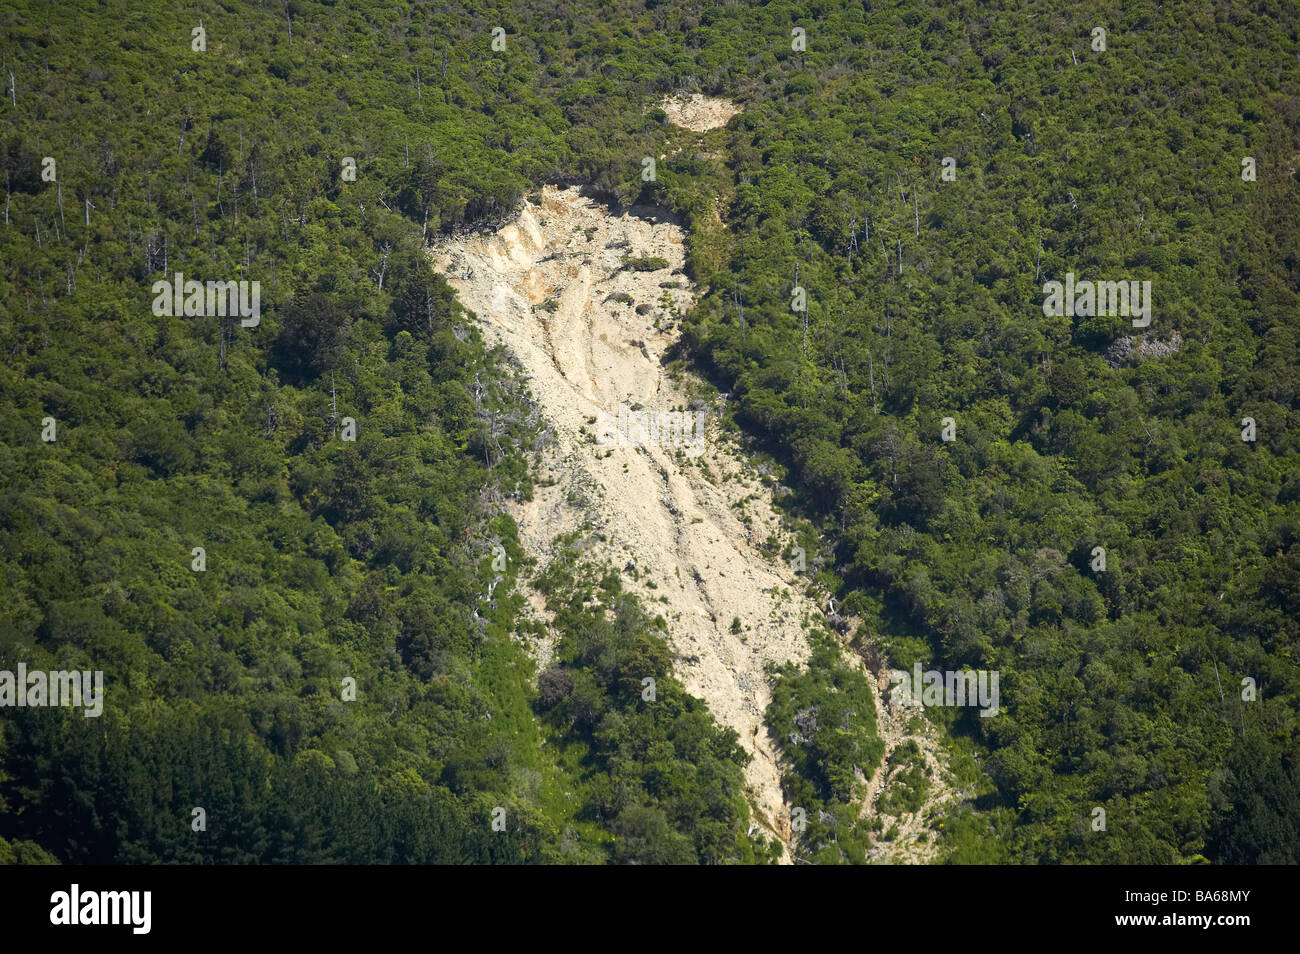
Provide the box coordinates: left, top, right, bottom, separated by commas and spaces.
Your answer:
1, 0, 1298, 866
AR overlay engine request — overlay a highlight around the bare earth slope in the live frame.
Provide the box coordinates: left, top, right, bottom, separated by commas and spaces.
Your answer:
431, 186, 814, 845
658, 92, 741, 132
431, 185, 956, 862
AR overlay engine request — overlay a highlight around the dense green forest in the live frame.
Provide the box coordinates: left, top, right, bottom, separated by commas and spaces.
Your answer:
2, 0, 1298, 864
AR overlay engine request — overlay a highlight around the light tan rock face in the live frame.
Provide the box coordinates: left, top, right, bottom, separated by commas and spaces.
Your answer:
658, 93, 741, 132
430, 185, 956, 863
430, 186, 813, 849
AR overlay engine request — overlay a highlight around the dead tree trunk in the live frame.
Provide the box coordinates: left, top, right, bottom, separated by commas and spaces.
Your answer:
868, 350, 878, 412
734, 285, 745, 344
330, 373, 338, 438
374, 242, 391, 290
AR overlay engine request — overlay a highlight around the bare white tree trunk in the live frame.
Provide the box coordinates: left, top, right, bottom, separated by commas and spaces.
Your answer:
330, 373, 338, 438
374, 242, 391, 290
868, 350, 877, 412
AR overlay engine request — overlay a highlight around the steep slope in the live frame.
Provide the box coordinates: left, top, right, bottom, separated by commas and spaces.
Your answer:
430, 186, 817, 845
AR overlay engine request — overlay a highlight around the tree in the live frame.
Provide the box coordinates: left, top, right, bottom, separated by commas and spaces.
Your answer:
272, 292, 352, 382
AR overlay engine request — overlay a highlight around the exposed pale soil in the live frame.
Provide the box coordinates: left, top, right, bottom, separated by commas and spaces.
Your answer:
857, 663, 959, 863
431, 184, 954, 862
657, 93, 741, 132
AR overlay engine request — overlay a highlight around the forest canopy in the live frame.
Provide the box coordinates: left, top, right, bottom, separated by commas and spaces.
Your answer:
1, 0, 1298, 864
